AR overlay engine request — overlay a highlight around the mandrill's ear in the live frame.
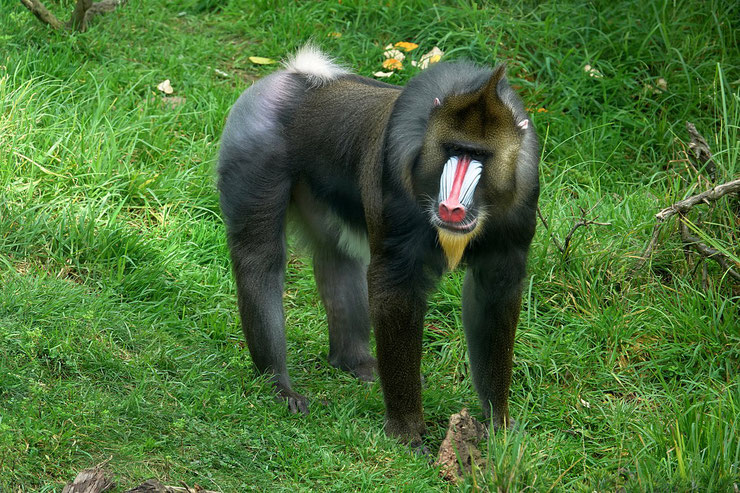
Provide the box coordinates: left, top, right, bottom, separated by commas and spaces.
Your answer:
476, 64, 507, 116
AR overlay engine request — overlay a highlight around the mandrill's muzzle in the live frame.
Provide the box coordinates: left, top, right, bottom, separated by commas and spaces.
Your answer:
438, 155, 482, 225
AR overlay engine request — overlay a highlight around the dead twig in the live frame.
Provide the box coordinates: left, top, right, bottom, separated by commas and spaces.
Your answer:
18, 0, 129, 32
634, 122, 739, 280
686, 121, 717, 182
655, 179, 740, 222
634, 178, 740, 271
18, 0, 64, 29
679, 216, 740, 281
62, 468, 114, 493
562, 205, 611, 254
537, 203, 611, 258
68, 0, 93, 31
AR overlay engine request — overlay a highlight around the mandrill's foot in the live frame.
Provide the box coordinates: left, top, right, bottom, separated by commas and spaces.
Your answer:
274, 383, 309, 415
484, 409, 515, 432
384, 413, 427, 449
330, 355, 377, 383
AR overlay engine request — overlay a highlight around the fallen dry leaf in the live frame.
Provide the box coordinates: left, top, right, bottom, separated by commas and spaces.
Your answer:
644, 77, 668, 95
327, 32, 342, 38
382, 58, 403, 70
383, 45, 405, 62
413, 46, 443, 69
156, 79, 173, 95
248, 56, 277, 65
394, 41, 419, 52
583, 64, 603, 78
373, 71, 394, 78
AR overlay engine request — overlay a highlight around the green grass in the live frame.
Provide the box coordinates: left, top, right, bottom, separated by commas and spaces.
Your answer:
1, 0, 738, 490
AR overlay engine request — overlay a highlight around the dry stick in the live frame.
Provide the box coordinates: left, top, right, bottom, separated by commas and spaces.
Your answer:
537, 205, 611, 256
18, 0, 64, 29
537, 206, 565, 254
562, 206, 611, 253
68, 0, 93, 31
634, 178, 740, 271
19, 0, 127, 32
679, 216, 740, 282
85, 0, 129, 20
686, 121, 717, 182
655, 178, 740, 221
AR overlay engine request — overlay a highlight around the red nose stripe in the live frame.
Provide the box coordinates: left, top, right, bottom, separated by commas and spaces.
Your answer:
439, 156, 471, 223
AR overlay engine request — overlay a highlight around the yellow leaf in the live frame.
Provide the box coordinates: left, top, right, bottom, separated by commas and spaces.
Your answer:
416, 47, 444, 69
394, 41, 419, 52
383, 48, 405, 62
427, 54, 441, 64
249, 56, 277, 65
327, 32, 342, 38
139, 173, 160, 188
382, 58, 403, 70
156, 79, 173, 95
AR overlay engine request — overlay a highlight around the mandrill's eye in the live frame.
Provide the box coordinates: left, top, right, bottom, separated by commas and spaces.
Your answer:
443, 143, 463, 158
443, 143, 491, 163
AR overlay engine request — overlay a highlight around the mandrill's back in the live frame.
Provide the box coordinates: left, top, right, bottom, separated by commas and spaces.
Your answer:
217, 47, 398, 234
287, 75, 400, 181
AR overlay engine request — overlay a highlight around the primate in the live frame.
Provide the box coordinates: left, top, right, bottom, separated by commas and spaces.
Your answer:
218, 46, 539, 445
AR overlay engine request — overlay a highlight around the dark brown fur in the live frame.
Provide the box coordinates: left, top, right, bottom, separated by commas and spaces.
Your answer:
218, 50, 539, 444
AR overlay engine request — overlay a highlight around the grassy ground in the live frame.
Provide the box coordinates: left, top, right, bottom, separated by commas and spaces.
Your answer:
1, 0, 738, 490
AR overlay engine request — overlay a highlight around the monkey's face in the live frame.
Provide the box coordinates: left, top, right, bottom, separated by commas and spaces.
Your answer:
412, 75, 525, 268
420, 103, 523, 236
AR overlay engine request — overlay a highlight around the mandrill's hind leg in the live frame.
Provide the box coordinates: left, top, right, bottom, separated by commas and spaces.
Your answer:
314, 248, 376, 382
224, 180, 309, 415
292, 183, 376, 382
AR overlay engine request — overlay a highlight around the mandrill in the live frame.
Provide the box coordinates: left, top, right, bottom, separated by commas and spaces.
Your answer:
217, 46, 539, 446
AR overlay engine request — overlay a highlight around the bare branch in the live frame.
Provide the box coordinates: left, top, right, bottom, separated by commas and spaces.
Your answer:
562, 214, 611, 253
85, 0, 129, 20
19, 0, 64, 29
686, 122, 717, 182
20, 0, 129, 32
634, 178, 740, 271
679, 216, 740, 281
537, 206, 564, 254
655, 179, 740, 222
537, 205, 611, 257
68, 0, 93, 31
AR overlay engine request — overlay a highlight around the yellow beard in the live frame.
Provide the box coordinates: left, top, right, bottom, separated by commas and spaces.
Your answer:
437, 228, 477, 270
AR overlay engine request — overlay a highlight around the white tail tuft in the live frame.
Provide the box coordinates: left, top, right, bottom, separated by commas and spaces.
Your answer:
284, 45, 347, 86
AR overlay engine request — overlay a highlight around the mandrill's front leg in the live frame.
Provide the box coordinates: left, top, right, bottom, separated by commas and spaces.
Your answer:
368, 256, 428, 446
462, 249, 528, 430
